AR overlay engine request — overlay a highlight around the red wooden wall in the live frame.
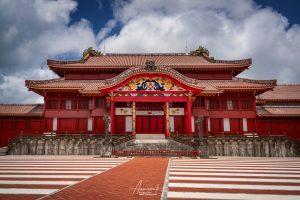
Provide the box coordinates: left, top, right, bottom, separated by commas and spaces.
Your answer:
257, 118, 300, 141
0, 117, 44, 147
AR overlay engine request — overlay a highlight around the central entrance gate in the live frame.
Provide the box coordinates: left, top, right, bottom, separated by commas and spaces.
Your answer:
136, 116, 164, 133
136, 102, 164, 134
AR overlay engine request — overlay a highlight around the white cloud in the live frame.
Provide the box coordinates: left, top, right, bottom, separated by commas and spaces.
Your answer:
1, 0, 300, 104
0, 0, 97, 103
101, 0, 300, 83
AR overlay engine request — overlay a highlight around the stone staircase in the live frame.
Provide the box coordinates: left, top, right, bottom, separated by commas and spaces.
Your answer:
114, 137, 194, 151
135, 134, 167, 144
0, 146, 8, 156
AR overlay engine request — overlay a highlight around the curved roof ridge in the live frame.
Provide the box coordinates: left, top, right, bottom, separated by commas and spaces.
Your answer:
26, 78, 64, 87
277, 84, 300, 86
0, 103, 43, 106
233, 77, 277, 86
99, 65, 204, 90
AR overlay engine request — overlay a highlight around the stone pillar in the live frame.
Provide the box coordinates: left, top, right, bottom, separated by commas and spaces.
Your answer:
165, 102, 170, 138
103, 115, 111, 141
100, 115, 112, 157
110, 100, 115, 134
132, 101, 136, 136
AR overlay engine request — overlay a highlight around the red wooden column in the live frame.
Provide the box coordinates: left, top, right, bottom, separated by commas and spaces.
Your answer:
132, 101, 136, 136
165, 102, 170, 138
187, 100, 192, 135
110, 99, 115, 134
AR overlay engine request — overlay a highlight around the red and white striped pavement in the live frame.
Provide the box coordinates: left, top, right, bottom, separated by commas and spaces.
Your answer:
0, 156, 131, 199
166, 157, 300, 200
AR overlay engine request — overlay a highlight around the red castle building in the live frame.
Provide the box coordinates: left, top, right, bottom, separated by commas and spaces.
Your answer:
0, 47, 299, 148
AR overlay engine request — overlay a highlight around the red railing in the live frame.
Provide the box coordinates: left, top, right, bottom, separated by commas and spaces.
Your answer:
112, 149, 200, 157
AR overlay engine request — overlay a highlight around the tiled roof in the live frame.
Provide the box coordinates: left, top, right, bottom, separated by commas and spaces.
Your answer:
257, 85, 300, 101
0, 104, 43, 117
26, 66, 274, 96
48, 54, 251, 76
257, 106, 300, 117
209, 77, 275, 90
26, 78, 274, 96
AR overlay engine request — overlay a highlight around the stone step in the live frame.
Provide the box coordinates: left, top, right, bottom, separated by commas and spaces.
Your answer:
114, 139, 194, 151
0, 146, 8, 156
134, 139, 168, 144
135, 134, 165, 140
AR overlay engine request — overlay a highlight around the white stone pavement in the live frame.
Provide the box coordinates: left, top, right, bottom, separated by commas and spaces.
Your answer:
165, 157, 300, 200
1, 156, 300, 200
0, 155, 131, 197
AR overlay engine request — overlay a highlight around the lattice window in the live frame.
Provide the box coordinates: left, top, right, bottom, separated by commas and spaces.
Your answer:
96, 97, 108, 108
208, 100, 220, 110
192, 97, 205, 107
78, 100, 89, 109
46, 100, 58, 109
241, 100, 254, 109
221, 100, 239, 110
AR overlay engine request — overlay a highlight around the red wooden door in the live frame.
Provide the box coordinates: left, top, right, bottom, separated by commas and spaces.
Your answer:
136, 116, 143, 132
174, 116, 184, 134
157, 116, 164, 132
142, 116, 150, 132
45, 118, 53, 132
150, 117, 157, 132
230, 118, 240, 134
136, 116, 164, 133
95, 117, 105, 134
116, 116, 125, 134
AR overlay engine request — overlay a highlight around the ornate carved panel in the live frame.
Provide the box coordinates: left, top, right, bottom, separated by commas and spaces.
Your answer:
117, 77, 186, 92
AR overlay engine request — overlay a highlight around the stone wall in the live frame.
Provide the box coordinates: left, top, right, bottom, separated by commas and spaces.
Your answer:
9, 136, 103, 155
8, 135, 299, 157
8, 135, 132, 156
173, 135, 298, 157
207, 137, 297, 157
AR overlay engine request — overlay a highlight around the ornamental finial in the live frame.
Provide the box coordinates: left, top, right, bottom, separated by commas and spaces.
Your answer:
80, 47, 103, 63
144, 58, 157, 70
190, 46, 209, 57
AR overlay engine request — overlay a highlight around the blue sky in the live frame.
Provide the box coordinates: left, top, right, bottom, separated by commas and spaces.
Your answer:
0, 0, 300, 103
70, 0, 300, 36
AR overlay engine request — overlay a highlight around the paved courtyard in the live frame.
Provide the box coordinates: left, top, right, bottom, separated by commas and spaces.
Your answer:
0, 156, 299, 200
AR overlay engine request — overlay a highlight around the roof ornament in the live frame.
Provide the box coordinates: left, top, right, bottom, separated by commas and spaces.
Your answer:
144, 58, 157, 71
81, 47, 103, 63
190, 46, 215, 62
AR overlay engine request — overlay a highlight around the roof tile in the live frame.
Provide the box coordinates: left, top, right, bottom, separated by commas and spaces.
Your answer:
0, 104, 43, 117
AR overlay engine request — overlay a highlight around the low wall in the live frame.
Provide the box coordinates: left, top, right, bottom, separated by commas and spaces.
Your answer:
206, 137, 298, 157
171, 135, 298, 157
9, 136, 103, 155
8, 135, 299, 157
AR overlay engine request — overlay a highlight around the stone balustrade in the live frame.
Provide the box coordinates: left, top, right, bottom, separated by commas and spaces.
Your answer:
7, 134, 298, 157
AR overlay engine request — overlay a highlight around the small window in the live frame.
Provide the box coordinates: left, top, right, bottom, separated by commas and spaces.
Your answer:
243, 118, 248, 132
88, 100, 93, 110
53, 117, 57, 131
87, 117, 92, 131
223, 118, 230, 132
227, 100, 233, 110
66, 100, 72, 110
